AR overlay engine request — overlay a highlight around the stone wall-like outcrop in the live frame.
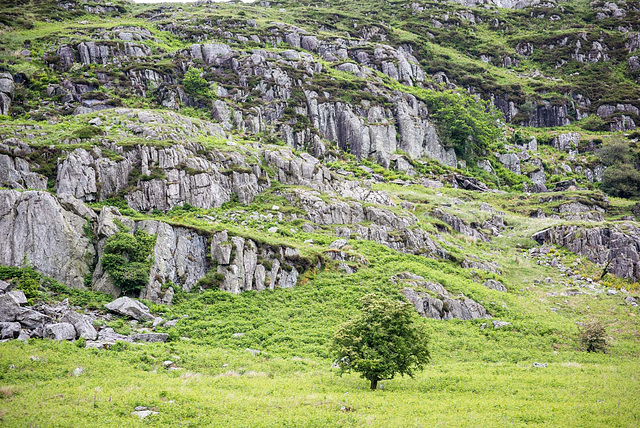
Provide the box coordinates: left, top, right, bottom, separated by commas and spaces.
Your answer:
92, 207, 312, 302
0, 190, 311, 303
532, 224, 640, 282
0, 154, 48, 191
55, 139, 269, 212
393, 272, 490, 320
0, 72, 14, 116
0, 190, 95, 289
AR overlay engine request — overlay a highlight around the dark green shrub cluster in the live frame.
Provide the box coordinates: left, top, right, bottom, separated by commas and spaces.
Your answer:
386, 80, 502, 161
101, 229, 156, 294
597, 136, 640, 198
578, 319, 608, 353
0, 265, 39, 299
183, 68, 213, 99
580, 115, 607, 131
196, 270, 226, 289
72, 125, 104, 139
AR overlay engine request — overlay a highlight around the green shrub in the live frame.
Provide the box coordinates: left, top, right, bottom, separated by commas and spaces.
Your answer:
101, 230, 156, 294
72, 126, 103, 139
580, 115, 607, 131
196, 270, 226, 289
17, 268, 40, 300
183, 68, 213, 99
578, 319, 608, 353
597, 136, 640, 198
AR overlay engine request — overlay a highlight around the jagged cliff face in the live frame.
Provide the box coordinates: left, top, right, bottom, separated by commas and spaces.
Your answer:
0, 0, 638, 306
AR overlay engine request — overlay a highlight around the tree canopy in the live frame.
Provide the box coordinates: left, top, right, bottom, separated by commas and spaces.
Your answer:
332, 293, 430, 390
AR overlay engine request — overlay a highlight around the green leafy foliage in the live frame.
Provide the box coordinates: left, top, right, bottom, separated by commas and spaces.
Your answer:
597, 136, 640, 198
101, 230, 156, 294
332, 293, 430, 389
578, 319, 608, 353
183, 67, 213, 99
0, 264, 40, 299
71, 125, 103, 140
386, 80, 502, 161
196, 270, 225, 290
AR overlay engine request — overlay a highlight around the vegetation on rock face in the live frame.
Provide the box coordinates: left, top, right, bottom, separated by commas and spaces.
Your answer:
332, 293, 431, 390
598, 136, 640, 198
183, 67, 214, 100
101, 229, 156, 295
0, 0, 639, 425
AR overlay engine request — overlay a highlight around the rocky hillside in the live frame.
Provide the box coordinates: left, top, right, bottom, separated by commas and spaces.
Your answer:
0, 0, 639, 426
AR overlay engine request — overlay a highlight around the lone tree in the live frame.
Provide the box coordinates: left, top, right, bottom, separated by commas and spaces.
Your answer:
332, 293, 430, 390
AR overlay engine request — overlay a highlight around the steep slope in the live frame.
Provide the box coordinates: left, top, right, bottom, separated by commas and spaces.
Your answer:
0, 0, 639, 426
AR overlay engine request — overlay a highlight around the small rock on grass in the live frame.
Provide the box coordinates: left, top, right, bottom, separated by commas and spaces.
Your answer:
132, 333, 168, 343
492, 320, 511, 329
131, 410, 158, 419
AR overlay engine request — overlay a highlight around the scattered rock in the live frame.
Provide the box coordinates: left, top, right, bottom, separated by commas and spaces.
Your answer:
0, 322, 21, 339
131, 410, 158, 419
105, 297, 154, 321
395, 273, 490, 320
492, 320, 511, 329
44, 323, 77, 341
61, 311, 98, 340
483, 279, 507, 292
132, 333, 169, 343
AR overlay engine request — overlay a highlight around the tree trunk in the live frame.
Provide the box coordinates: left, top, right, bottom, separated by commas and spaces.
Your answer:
370, 378, 378, 390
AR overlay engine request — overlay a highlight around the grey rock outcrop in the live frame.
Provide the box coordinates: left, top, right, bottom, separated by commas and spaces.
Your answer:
0, 154, 48, 191
263, 149, 394, 206
137, 220, 210, 302
484, 279, 507, 292
0, 72, 14, 116
54, 125, 269, 212
552, 132, 580, 154
0, 190, 95, 289
394, 273, 489, 320
497, 153, 521, 175
462, 258, 501, 273
432, 208, 488, 242
45, 323, 77, 340
105, 297, 154, 321
132, 333, 169, 343
61, 311, 98, 340
211, 231, 306, 294
532, 224, 640, 282
55, 42, 152, 70
303, 91, 456, 168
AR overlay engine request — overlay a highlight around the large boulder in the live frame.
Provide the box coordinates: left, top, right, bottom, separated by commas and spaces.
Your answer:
0, 322, 21, 339
105, 297, 153, 321
17, 308, 51, 330
44, 323, 77, 340
61, 311, 98, 340
0, 292, 24, 322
